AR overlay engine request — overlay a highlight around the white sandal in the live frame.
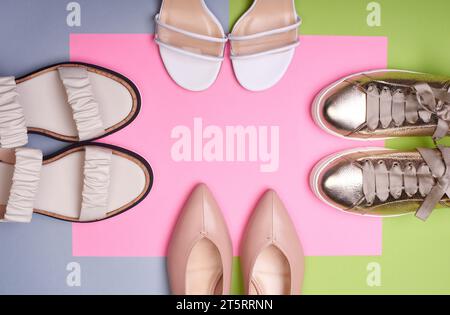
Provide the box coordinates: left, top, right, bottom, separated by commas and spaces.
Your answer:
154, 0, 227, 91
0, 62, 140, 148
0, 143, 153, 223
229, 0, 301, 91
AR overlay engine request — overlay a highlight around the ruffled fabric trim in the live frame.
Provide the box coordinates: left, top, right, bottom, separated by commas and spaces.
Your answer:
79, 146, 112, 221
4, 148, 43, 223
0, 77, 28, 148
58, 67, 105, 141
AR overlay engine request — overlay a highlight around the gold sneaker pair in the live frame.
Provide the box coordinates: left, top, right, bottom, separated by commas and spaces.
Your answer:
311, 70, 450, 221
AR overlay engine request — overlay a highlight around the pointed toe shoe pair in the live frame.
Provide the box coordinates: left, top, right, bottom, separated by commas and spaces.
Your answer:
167, 184, 304, 295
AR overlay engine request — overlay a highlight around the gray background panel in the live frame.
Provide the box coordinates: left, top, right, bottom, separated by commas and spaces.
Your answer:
0, 0, 229, 294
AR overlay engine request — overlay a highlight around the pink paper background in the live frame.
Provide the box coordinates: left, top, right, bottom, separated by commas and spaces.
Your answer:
71, 34, 387, 257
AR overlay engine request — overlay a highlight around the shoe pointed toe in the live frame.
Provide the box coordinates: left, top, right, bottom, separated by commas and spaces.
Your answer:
167, 184, 232, 295
241, 190, 304, 295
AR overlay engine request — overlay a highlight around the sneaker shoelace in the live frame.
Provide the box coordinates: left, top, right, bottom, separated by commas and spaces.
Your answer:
357, 146, 450, 220
357, 82, 450, 140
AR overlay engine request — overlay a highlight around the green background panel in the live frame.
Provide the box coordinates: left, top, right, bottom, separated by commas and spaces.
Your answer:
230, 0, 450, 294
230, 0, 450, 74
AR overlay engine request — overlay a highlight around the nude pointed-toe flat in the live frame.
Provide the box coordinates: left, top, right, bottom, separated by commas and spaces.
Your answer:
167, 184, 233, 295
240, 190, 304, 295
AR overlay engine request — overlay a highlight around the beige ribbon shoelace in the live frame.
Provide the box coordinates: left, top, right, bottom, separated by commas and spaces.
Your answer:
359, 146, 450, 221
364, 82, 450, 141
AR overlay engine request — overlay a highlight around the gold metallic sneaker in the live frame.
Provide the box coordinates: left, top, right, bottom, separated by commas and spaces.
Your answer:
310, 146, 450, 221
313, 69, 450, 141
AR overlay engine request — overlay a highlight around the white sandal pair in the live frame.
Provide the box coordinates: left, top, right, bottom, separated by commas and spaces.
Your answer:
155, 0, 301, 92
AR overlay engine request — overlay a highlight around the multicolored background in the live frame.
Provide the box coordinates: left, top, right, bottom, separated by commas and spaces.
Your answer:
1, 0, 450, 294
